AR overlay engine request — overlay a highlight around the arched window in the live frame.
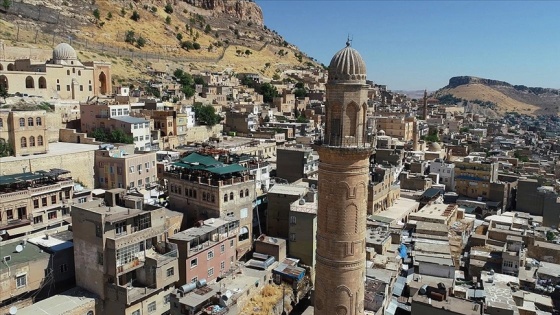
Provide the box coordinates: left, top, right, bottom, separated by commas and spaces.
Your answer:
0, 118, 3, 128
224, 194, 228, 202
29, 136, 35, 147
7, 63, 14, 71
19, 118, 25, 127
28, 117, 33, 126
72, 68, 75, 74
21, 137, 27, 148
229, 192, 234, 201
37, 135, 43, 146
78, 70, 81, 76
66, 70, 70, 75
245, 189, 249, 197
36, 117, 42, 126
25, 76, 34, 88
0, 75, 8, 90
38, 76, 47, 89
240, 190, 244, 198
202, 192, 207, 201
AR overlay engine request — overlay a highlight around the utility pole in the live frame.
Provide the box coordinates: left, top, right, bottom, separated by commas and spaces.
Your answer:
16, 24, 20, 41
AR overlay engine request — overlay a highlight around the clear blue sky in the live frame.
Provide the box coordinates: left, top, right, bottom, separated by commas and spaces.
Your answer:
257, 1, 560, 91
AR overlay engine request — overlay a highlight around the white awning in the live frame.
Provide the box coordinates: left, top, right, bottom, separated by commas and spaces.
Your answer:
6, 225, 33, 236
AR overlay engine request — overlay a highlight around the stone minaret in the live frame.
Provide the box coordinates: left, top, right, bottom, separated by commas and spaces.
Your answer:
423, 89, 428, 120
314, 41, 374, 315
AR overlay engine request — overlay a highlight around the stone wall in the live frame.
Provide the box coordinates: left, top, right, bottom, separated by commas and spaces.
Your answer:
0, 148, 96, 188
59, 128, 99, 144
184, 125, 223, 143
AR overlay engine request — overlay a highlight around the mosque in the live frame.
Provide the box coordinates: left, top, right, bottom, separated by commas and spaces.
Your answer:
0, 42, 111, 101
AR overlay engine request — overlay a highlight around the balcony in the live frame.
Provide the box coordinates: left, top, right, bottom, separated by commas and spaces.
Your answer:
107, 281, 160, 306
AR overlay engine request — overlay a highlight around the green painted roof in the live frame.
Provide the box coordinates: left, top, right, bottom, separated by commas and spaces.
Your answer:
173, 153, 246, 175
0, 242, 50, 271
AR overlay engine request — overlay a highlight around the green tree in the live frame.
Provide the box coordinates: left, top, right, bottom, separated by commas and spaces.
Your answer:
106, 12, 112, 19
131, 10, 140, 21
547, 231, 555, 242
151, 6, 157, 13
204, 24, 212, 34
272, 73, 280, 81
193, 104, 221, 126
109, 129, 134, 144
165, 15, 171, 25
93, 8, 100, 21
164, 3, 173, 13
294, 88, 306, 98
136, 36, 146, 48
296, 115, 309, 123
0, 85, 8, 102
124, 30, 135, 44
181, 40, 194, 50
120, 7, 126, 16
0, 140, 13, 157
259, 82, 278, 103
244, 49, 252, 56
192, 42, 201, 50
91, 128, 108, 142
176, 33, 183, 41
2, 0, 12, 11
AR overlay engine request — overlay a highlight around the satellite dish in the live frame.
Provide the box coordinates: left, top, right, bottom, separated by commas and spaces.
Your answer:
15, 245, 23, 253
9, 306, 17, 315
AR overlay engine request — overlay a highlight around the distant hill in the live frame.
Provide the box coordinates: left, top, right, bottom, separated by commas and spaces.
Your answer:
0, 0, 319, 82
434, 76, 560, 116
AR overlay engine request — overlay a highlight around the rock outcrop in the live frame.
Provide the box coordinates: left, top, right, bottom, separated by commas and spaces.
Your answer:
185, 0, 264, 25
447, 76, 512, 89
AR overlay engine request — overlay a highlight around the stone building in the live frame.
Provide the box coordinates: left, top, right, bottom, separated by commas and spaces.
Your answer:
314, 42, 374, 315
0, 169, 74, 240
71, 190, 179, 315
376, 116, 414, 141
0, 43, 111, 101
276, 146, 319, 183
454, 157, 499, 200
0, 110, 48, 156
94, 144, 157, 191
164, 152, 254, 256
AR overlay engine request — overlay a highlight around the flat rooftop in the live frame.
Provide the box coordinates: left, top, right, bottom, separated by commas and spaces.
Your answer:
268, 183, 307, 196
369, 197, 419, 224
169, 217, 237, 243
0, 242, 50, 271
410, 203, 456, 221
73, 199, 146, 223
290, 197, 317, 214
412, 291, 481, 315
0, 142, 98, 163
17, 287, 97, 315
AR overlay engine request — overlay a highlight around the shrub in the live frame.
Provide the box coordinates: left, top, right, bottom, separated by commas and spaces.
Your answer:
164, 3, 173, 14
131, 10, 140, 21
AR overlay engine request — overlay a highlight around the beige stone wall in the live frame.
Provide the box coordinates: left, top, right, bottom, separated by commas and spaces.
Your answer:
59, 128, 99, 144
0, 149, 96, 188
184, 124, 223, 143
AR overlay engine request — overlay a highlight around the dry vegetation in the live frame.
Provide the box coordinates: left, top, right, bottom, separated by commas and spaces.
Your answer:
241, 284, 293, 315
438, 84, 540, 115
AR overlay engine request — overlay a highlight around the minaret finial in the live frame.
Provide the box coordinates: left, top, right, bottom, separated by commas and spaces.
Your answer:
346, 34, 352, 47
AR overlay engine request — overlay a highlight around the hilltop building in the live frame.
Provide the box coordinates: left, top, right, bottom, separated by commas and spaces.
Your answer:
0, 43, 111, 101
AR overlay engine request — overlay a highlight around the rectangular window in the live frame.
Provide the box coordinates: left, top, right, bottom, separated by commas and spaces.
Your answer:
97, 251, 104, 265
95, 224, 102, 237
51, 195, 57, 204
164, 294, 171, 304
48, 211, 57, 220
66, 85, 70, 91
132, 311, 140, 315
34, 199, 39, 209
221, 244, 225, 253
148, 301, 156, 313
60, 264, 68, 273
115, 221, 126, 235
207, 250, 214, 260
290, 233, 296, 242
220, 261, 225, 270
129, 181, 134, 188
79, 85, 83, 91
290, 216, 296, 225
208, 267, 214, 277
42, 197, 48, 207
190, 258, 198, 268
33, 215, 43, 224
89, 85, 92, 91
230, 239, 234, 248
6, 209, 13, 220
129, 166, 134, 173
166, 267, 174, 277
16, 274, 27, 288
57, 85, 60, 91
137, 179, 142, 186
191, 277, 198, 283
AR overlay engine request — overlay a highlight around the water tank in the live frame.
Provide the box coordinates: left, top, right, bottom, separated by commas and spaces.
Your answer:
196, 279, 207, 288
419, 285, 428, 295
179, 282, 197, 294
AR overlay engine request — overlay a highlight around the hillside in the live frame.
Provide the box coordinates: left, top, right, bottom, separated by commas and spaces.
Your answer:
0, 0, 319, 82
434, 76, 560, 116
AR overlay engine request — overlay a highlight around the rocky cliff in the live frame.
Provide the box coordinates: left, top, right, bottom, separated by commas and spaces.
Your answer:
436, 76, 560, 116
185, 0, 264, 25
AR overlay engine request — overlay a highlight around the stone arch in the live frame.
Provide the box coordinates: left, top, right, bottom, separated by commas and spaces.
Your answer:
21, 136, 27, 148
7, 63, 14, 71
0, 75, 8, 90
37, 135, 43, 146
25, 76, 34, 88
342, 203, 359, 234
334, 285, 353, 315
99, 71, 107, 95
345, 102, 359, 137
38, 76, 47, 89
29, 136, 35, 147
338, 181, 352, 199
168, 132, 173, 136
355, 181, 367, 199
328, 102, 342, 144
